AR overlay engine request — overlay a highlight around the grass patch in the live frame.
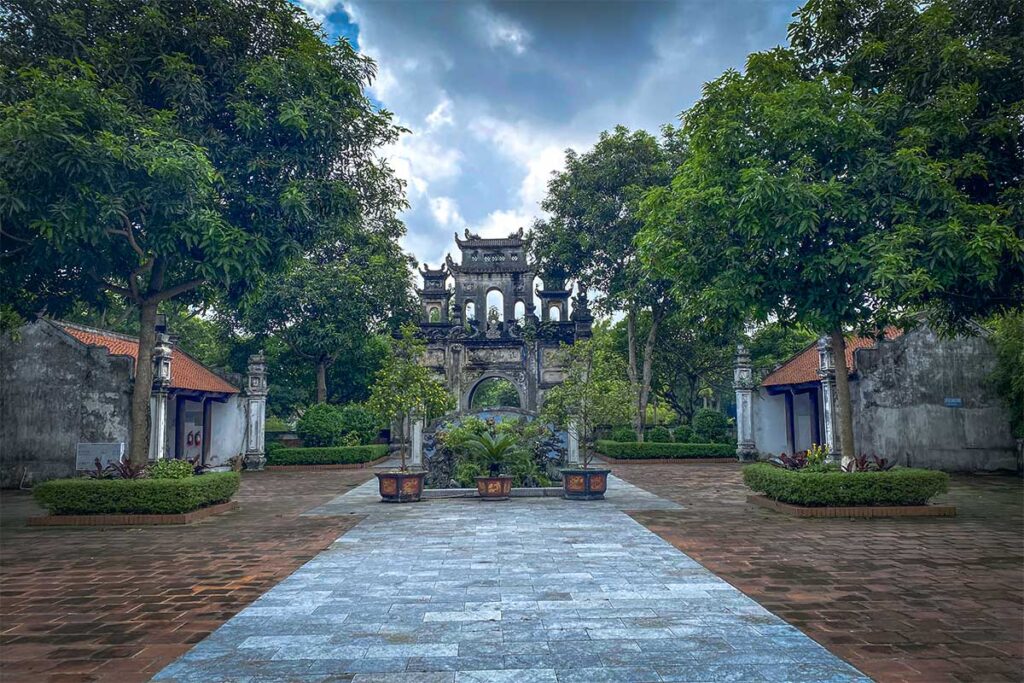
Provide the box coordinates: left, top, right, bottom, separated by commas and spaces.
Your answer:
595, 441, 736, 459
33, 472, 240, 515
266, 445, 388, 466
743, 462, 949, 506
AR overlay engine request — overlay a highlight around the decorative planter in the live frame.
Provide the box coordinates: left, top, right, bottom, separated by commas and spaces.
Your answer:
376, 471, 425, 503
475, 475, 513, 501
561, 467, 610, 500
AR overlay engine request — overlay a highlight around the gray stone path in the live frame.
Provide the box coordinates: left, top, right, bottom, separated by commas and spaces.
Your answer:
154, 478, 868, 682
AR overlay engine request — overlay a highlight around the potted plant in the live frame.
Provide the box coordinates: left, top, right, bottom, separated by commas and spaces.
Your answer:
461, 430, 521, 501
368, 325, 453, 503
541, 338, 634, 500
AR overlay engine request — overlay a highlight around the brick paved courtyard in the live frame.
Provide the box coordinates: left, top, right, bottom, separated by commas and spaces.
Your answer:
614, 462, 1024, 683
0, 470, 372, 683
1, 465, 1021, 682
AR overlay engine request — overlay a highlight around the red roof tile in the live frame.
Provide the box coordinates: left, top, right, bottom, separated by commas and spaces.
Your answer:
57, 322, 239, 394
762, 329, 903, 387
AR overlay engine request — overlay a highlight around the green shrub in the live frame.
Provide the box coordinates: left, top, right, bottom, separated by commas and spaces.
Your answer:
33, 472, 240, 515
296, 403, 346, 447
647, 426, 672, 442
743, 463, 949, 506
337, 403, 382, 444
146, 459, 194, 479
611, 426, 635, 442
673, 425, 694, 443
265, 415, 291, 433
266, 445, 389, 466
595, 441, 735, 459
693, 409, 731, 443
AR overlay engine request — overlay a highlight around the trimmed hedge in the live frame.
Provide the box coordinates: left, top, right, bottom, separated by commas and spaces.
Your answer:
33, 472, 240, 515
743, 463, 949, 506
266, 445, 388, 466
595, 441, 735, 459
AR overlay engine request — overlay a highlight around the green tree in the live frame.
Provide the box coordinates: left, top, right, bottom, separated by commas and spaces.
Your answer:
747, 322, 821, 382
540, 338, 634, 467
0, 0, 404, 464
640, 40, 1020, 458
990, 312, 1024, 439
240, 234, 414, 403
367, 325, 452, 471
532, 126, 673, 442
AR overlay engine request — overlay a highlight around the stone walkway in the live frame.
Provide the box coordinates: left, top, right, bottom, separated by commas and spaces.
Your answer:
153, 477, 867, 682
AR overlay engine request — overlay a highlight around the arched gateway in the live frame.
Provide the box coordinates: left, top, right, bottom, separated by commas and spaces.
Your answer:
416, 228, 592, 415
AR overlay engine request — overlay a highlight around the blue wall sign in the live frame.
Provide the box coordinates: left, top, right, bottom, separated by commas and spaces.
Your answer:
944, 397, 963, 408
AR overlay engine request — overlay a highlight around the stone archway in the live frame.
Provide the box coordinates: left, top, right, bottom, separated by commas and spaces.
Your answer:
465, 373, 525, 412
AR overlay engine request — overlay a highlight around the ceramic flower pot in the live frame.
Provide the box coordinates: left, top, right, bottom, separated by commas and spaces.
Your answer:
560, 467, 610, 500
475, 475, 513, 501
376, 470, 425, 503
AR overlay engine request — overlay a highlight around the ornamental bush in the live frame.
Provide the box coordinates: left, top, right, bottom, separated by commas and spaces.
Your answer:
673, 425, 694, 443
743, 463, 949, 506
147, 459, 194, 479
595, 441, 735, 459
611, 426, 635, 442
33, 472, 240, 515
337, 403, 382, 445
296, 403, 346, 447
266, 445, 388, 466
647, 426, 672, 442
692, 409, 731, 444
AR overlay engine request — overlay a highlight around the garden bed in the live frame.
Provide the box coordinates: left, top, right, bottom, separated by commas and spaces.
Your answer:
32, 472, 241, 516
743, 462, 950, 507
746, 494, 955, 518
266, 445, 389, 467
28, 501, 240, 526
595, 441, 736, 459
598, 456, 736, 464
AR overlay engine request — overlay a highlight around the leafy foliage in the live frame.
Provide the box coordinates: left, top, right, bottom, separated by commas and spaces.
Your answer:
540, 338, 634, 467
990, 311, 1024, 438
595, 442, 735, 459
432, 417, 555, 488
34, 472, 240, 515
296, 403, 347, 447
147, 459, 195, 480
104, 459, 149, 480
744, 463, 948, 506
647, 426, 672, 443
266, 445, 388, 466
672, 425, 694, 443
611, 427, 636, 443
367, 324, 453, 470
692, 409, 731, 444
842, 454, 898, 473
337, 403, 383, 445
470, 377, 521, 410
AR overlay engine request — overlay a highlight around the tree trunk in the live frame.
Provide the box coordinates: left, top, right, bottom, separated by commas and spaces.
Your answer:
637, 312, 660, 437
128, 301, 159, 466
830, 328, 856, 460
315, 360, 328, 404
625, 309, 643, 441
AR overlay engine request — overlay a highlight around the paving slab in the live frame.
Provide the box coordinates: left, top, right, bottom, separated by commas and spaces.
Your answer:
153, 477, 867, 682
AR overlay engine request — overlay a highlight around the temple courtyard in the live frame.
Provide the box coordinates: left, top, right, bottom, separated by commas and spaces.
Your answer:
1, 464, 1021, 683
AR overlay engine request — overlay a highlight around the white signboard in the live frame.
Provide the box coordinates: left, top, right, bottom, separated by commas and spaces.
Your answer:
75, 442, 125, 471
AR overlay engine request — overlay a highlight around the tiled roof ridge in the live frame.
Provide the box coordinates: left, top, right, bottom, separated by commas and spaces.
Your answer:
761, 328, 903, 388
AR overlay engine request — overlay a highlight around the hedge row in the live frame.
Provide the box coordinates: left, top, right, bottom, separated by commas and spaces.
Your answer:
266, 445, 389, 466
743, 463, 949, 506
33, 472, 240, 515
595, 441, 736, 459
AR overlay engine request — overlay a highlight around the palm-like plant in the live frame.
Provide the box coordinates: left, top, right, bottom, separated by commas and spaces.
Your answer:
460, 431, 524, 476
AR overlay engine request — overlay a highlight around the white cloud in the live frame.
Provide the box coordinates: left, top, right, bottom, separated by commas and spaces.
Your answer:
472, 6, 532, 55
383, 128, 463, 200
295, 0, 344, 23
425, 97, 454, 129
429, 196, 465, 228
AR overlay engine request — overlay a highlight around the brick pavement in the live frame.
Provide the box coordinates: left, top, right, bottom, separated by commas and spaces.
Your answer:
614, 461, 1024, 683
0, 469, 372, 683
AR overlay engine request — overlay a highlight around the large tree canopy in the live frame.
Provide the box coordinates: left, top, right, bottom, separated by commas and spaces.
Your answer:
531, 126, 674, 440
0, 0, 405, 463
638, 0, 1022, 458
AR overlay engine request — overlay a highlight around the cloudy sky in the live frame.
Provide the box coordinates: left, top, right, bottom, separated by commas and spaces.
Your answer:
296, 0, 800, 270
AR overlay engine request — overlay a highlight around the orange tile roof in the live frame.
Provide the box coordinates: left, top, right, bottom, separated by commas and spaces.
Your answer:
762, 329, 903, 387
57, 322, 239, 394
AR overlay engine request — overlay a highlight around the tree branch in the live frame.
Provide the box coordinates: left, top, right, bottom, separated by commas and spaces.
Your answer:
148, 278, 204, 303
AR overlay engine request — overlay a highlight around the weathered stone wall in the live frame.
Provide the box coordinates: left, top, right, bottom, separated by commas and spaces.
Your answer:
0, 320, 132, 487
850, 326, 1016, 471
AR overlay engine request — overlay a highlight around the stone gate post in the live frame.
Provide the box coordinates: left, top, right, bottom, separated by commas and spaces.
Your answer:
816, 338, 842, 464
409, 416, 424, 469
149, 333, 173, 461
733, 345, 758, 462
566, 421, 581, 465
244, 352, 268, 470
